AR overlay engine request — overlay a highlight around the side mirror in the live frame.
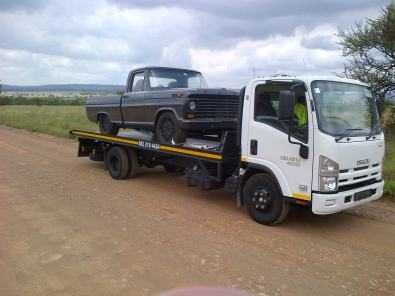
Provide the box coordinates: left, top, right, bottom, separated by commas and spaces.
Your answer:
278, 90, 295, 121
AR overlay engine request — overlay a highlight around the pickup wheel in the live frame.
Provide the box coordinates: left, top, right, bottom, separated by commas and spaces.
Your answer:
155, 112, 186, 144
243, 174, 290, 225
98, 114, 119, 135
106, 146, 130, 180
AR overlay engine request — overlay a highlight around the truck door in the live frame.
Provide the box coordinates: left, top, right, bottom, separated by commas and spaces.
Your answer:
122, 71, 146, 126
244, 81, 314, 201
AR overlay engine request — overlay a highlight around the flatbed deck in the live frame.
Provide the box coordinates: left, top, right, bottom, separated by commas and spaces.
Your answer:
70, 129, 224, 161
70, 129, 240, 190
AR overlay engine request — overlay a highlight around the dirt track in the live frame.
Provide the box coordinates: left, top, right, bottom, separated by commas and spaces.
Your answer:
0, 125, 395, 296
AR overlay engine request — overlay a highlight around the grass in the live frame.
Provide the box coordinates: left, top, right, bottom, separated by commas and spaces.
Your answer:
0, 104, 394, 200
0, 95, 85, 106
384, 129, 395, 199
0, 105, 96, 138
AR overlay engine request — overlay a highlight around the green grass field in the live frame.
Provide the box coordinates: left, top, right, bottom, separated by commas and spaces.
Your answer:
0, 105, 96, 138
384, 130, 395, 199
0, 105, 394, 199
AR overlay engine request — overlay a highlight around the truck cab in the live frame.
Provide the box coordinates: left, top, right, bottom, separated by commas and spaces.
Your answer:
240, 76, 385, 219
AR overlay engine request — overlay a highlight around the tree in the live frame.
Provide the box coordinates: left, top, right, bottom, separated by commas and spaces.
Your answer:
339, 3, 395, 100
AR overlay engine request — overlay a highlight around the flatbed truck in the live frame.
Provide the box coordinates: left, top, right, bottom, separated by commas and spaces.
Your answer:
71, 75, 385, 225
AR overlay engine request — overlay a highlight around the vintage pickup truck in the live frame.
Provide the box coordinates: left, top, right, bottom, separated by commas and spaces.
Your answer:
86, 67, 240, 143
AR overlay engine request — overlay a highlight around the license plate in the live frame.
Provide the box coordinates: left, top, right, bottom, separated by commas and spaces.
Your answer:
354, 189, 375, 201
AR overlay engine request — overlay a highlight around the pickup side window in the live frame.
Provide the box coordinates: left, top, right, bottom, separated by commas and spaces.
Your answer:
131, 72, 145, 92
254, 83, 308, 143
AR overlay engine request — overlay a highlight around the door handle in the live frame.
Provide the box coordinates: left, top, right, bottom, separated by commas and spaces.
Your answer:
250, 139, 258, 155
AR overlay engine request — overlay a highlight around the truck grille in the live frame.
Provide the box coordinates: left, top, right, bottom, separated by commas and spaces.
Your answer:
190, 95, 240, 119
338, 162, 382, 189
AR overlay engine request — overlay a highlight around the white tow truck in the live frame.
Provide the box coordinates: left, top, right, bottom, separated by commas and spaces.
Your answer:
71, 75, 385, 225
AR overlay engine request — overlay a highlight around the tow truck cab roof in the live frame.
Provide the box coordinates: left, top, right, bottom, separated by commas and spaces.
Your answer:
248, 76, 369, 88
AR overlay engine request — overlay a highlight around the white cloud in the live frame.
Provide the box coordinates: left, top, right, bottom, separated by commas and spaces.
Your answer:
190, 25, 343, 88
0, 0, 390, 86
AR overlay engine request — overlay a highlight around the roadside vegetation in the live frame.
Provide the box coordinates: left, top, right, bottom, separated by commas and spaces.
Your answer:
0, 105, 96, 137
382, 104, 395, 199
0, 95, 85, 106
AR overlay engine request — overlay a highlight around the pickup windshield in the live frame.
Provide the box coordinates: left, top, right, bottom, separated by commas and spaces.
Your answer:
311, 80, 381, 137
148, 69, 207, 90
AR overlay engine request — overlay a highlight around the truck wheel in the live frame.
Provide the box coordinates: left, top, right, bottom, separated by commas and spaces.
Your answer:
127, 148, 139, 178
99, 114, 119, 135
106, 146, 130, 180
155, 112, 186, 144
243, 174, 290, 225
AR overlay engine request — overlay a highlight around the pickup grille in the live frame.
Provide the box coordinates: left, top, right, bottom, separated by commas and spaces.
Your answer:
190, 94, 240, 119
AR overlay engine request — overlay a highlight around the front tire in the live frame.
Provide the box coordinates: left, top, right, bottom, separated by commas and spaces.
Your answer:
155, 112, 186, 144
243, 174, 290, 225
99, 114, 119, 135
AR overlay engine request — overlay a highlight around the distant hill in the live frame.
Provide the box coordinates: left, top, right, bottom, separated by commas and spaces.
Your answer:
1, 84, 124, 93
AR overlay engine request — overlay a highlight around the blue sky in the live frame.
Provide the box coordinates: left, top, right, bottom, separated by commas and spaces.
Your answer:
0, 0, 391, 87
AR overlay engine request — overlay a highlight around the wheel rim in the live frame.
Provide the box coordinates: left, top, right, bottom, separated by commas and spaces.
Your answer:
251, 187, 273, 212
160, 118, 175, 142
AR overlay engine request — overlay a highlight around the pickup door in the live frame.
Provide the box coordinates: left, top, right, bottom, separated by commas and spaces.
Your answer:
121, 71, 148, 127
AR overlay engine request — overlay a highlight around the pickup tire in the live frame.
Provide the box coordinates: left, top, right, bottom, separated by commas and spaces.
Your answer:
243, 174, 290, 225
106, 146, 130, 180
98, 114, 119, 136
155, 112, 186, 144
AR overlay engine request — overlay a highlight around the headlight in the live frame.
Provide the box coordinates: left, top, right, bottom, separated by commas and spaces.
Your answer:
189, 101, 196, 111
319, 155, 339, 192
320, 176, 338, 192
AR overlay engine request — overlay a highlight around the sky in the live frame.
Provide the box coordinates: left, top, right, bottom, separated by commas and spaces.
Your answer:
0, 0, 392, 87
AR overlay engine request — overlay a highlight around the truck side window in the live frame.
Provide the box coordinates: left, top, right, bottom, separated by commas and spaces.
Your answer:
254, 92, 281, 127
131, 72, 145, 92
255, 88, 308, 143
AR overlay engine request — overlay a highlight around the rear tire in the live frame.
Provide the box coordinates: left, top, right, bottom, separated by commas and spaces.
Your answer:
155, 112, 186, 144
127, 148, 139, 178
243, 174, 290, 225
106, 146, 130, 180
99, 114, 119, 135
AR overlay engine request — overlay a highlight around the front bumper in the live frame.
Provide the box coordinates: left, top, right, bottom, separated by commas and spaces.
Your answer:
312, 180, 384, 215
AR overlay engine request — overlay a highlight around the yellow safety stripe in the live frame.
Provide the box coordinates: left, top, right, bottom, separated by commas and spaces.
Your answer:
71, 130, 222, 160
292, 192, 311, 201
72, 131, 139, 145
160, 145, 222, 160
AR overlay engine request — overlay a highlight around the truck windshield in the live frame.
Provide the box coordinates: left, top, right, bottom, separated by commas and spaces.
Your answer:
149, 69, 207, 89
311, 80, 381, 137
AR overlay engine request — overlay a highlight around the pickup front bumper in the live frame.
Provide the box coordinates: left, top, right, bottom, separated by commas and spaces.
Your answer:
312, 180, 384, 215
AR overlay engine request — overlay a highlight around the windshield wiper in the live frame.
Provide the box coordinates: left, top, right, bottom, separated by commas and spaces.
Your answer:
335, 128, 364, 142
366, 124, 382, 140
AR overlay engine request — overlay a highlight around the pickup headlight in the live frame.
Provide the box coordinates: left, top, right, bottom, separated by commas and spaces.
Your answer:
189, 101, 196, 111
319, 155, 339, 192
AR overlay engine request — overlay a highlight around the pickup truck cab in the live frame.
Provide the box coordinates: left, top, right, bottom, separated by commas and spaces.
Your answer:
86, 67, 240, 143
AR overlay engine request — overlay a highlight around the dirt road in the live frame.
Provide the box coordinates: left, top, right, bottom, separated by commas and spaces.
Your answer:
0, 125, 394, 296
